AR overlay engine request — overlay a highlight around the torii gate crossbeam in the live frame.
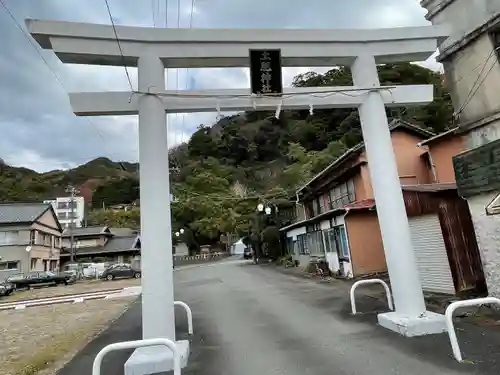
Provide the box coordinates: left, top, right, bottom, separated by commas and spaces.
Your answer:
26, 19, 450, 374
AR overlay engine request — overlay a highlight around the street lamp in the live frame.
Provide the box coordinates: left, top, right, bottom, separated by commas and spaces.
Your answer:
180, 228, 185, 234
257, 203, 264, 212
265, 206, 272, 215
175, 232, 180, 237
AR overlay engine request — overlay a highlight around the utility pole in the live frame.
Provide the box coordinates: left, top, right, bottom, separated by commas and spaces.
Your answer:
65, 185, 80, 263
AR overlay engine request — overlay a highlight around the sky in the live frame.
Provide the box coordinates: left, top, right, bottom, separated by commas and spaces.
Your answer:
0, 0, 438, 172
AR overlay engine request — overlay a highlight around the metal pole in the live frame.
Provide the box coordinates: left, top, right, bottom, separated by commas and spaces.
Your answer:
65, 186, 79, 263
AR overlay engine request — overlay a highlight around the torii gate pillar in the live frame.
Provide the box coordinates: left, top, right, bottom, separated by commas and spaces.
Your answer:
352, 55, 446, 336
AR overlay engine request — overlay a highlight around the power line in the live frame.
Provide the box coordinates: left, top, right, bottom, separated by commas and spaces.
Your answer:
151, 0, 157, 27
104, 0, 134, 91
454, 47, 499, 118
165, 0, 169, 27
189, 0, 196, 27
0, 0, 110, 147
0, 0, 65, 88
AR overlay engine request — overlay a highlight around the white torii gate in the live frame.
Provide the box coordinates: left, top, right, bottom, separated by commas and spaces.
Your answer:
27, 19, 449, 373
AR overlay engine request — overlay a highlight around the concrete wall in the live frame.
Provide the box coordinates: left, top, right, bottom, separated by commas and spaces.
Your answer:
355, 130, 430, 200
422, 0, 500, 48
422, 1, 500, 147
428, 135, 466, 183
391, 131, 431, 185
468, 191, 500, 297
0, 244, 29, 277
345, 211, 387, 276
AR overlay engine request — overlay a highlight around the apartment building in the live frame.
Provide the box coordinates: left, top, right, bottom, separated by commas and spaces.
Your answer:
43, 196, 85, 228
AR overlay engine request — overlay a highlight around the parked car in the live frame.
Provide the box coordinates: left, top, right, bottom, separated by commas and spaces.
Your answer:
101, 264, 141, 281
0, 280, 14, 296
243, 247, 253, 260
6, 271, 73, 290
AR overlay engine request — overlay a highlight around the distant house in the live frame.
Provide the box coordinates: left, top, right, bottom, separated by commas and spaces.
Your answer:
0, 203, 62, 277
60, 225, 140, 266
280, 121, 486, 295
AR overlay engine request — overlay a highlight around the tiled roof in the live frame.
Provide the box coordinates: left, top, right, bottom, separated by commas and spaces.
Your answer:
61, 235, 140, 257
0, 203, 51, 225
418, 127, 459, 146
62, 225, 109, 237
402, 183, 457, 193
109, 227, 137, 236
344, 199, 376, 210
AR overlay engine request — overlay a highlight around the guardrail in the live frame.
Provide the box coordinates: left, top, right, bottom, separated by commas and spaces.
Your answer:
92, 338, 180, 375
350, 279, 394, 315
174, 301, 193, 335
445, 297, 500, 362
174, 252, 227, 261
0, 287, 139, 310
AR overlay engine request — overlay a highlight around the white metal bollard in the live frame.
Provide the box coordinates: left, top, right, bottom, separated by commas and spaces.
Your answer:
445, 297, 500, 362
175, 301, 193, 335
92, 338, 181, 375
350, 279, 394, 315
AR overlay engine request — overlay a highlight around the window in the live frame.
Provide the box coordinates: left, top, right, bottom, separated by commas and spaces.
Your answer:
58, 212, 68, 219
0, 261, 19, 271
0, 231, 19, 245
30, 230, 36, 245
318, 196, 325, 214
329, 179, 355, 209
312, 200, 319, 216
30, 258, 38, 270
296, 234, 309, 255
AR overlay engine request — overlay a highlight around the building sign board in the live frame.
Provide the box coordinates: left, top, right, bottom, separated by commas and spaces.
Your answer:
453, 138, 500, 198
249, 49, 283, 96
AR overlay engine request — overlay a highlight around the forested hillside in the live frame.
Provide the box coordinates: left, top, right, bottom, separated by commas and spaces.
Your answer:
0, 63, 453, 254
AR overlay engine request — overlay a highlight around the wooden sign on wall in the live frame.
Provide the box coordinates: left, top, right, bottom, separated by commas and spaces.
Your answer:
453, 138, 500, 198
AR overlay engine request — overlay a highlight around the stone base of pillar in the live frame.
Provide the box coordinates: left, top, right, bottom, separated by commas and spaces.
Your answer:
124, 340, 190, 375
378, 311, 447, 337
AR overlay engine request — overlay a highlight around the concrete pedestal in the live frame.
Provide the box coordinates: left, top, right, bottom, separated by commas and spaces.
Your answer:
378, 311, 447, 337
124, 340, 190, 375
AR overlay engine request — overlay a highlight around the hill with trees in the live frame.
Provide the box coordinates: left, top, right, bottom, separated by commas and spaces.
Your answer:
0, 63, 453, 256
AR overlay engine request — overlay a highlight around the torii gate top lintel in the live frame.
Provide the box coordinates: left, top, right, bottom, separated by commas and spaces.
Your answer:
26, 19, 449, 68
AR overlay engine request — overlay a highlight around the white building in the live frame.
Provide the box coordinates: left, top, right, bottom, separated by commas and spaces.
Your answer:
43, 196, 85, 229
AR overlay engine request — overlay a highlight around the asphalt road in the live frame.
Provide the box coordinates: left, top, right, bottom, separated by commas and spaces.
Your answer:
60, 258, 497, 375
176, 259, 480, 375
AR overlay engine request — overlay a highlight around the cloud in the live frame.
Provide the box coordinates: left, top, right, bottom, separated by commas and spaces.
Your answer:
0, 0, 437, 172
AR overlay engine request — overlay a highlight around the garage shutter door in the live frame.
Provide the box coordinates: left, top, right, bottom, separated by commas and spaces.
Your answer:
409, 214, 455, 295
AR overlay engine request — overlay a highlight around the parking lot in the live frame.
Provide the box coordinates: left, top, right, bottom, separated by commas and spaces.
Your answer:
2, 278, 141, 303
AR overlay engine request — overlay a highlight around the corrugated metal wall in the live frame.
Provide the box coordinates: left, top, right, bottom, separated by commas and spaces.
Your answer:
403, 190, 487, 295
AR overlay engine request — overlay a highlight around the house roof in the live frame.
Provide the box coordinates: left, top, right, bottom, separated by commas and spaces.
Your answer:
109, 227, 138, 236
62, 225, 110, 237
0, 202, 55, 226
418, 127, 459, 146
401, 183, 457, 193
61, 235, 140, 257
344, 199, 376, 210
297, 119, 435, 195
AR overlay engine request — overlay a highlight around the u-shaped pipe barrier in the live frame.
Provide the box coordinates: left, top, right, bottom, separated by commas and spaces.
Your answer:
350, 279, 394, 315
175, 300, 193, 335
445, 297, 500, 362
92, 338, 180, 375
